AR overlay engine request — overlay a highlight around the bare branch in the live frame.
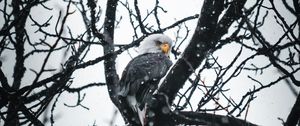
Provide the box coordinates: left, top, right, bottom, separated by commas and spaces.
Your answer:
286, 92, 300, 126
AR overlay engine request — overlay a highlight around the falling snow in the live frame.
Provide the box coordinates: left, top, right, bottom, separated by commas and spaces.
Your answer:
162, 106, 170, 114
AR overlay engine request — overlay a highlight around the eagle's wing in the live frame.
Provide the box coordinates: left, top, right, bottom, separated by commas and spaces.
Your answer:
118, 53, 172, 107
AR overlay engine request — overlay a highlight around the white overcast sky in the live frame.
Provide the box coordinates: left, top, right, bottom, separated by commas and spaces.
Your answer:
0, 0, 299, 126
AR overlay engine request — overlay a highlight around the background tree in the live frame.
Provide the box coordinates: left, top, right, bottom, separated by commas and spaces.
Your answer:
0, 0, 299, 126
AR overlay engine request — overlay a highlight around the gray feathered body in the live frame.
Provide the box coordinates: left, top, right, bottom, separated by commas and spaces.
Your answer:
118, 52, 172, 109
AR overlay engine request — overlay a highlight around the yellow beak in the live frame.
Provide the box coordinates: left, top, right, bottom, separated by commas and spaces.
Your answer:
160, 43, 170, 55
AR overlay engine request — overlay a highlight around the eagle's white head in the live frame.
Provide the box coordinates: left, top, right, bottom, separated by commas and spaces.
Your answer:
139, 34, 173, 56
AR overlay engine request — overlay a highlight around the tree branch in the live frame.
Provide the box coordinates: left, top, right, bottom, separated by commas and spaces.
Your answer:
175, 111, 257, 126
158, 0, 246, 103
286, 92, 300, 126
134, 0, 147, 34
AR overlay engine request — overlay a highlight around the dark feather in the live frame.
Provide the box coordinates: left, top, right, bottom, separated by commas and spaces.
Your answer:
118, 52, 172, 109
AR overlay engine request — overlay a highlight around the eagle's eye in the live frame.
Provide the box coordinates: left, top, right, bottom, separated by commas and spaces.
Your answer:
155, 40, 162, 45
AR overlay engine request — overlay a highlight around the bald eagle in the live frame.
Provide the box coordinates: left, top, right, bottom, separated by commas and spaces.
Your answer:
118, 34, 173, 125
